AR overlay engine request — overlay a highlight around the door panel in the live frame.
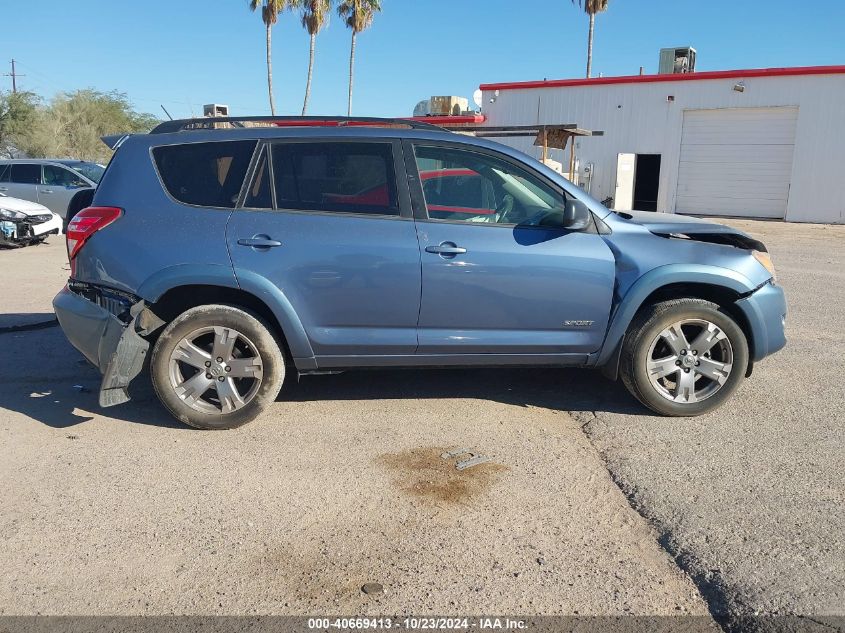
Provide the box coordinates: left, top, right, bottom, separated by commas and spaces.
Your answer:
416, 222, 615, 353
228, 139, 421, 358
36, 186, 77, 217
407, 141, 615, 355
229, 212, 421, 356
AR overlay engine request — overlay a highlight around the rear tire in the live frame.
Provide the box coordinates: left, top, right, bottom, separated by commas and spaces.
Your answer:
150, 304, 285, 429
619, 298, 749, 417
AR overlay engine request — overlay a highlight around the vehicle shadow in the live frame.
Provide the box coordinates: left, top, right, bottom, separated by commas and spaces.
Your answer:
282, 366, 643, 418
0, 317, 644, 431
0, 312, 58, 331
0, 322, 185, 430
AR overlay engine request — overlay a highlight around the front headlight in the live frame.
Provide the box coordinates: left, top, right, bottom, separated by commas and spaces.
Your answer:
752, 250, 776, 280
0, 208, 26, 221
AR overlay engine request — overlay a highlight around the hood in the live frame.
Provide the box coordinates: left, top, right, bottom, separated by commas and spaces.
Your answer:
618, 211, 767, 252
0, 195, 53, 217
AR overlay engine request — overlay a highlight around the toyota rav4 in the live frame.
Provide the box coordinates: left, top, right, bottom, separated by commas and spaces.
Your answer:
52, 116, 787, 429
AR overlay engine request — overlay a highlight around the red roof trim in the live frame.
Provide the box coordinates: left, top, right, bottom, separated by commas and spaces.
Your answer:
480, 65, 845, 92
270, 120, 377, 127
406, 114, 486, 125
267, 115, 485, 128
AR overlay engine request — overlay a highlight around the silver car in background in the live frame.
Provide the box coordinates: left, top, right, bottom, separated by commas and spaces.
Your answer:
0, 159, 105, 219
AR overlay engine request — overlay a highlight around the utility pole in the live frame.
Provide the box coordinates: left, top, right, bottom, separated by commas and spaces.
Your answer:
4, 59, 25, 93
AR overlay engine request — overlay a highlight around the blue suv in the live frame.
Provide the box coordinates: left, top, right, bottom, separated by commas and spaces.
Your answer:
53, 116, 786, 429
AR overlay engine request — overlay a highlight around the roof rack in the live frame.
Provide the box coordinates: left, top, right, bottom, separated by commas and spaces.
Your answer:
150, 115, 446, 134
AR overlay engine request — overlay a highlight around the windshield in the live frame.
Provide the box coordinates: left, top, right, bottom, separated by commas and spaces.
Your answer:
68, 162, 106, 184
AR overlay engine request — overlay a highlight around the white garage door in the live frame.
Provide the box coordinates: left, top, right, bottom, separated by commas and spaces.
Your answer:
676, 107, 798, 218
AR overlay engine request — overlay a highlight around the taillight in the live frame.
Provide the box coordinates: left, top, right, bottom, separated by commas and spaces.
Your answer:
66, 207, 122, 261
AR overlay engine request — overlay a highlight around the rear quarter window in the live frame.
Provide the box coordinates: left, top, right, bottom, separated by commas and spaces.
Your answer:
153, 140, 257, 208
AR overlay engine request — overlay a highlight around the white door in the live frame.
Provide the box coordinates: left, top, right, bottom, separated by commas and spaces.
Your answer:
675, 107, 798, 219
39, 164, 86, 218
614, 153, 636, 211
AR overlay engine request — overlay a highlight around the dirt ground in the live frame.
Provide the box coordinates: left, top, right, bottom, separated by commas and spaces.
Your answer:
0, 219, 842, 631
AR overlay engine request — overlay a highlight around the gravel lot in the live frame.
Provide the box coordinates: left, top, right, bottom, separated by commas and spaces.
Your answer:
576, 219, 845, 630
0, 220, 842, 630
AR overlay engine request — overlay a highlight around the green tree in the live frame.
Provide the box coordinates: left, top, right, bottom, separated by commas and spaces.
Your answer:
0, 91, 41, 158
572, 0, 609, 78
337, 0, 381, 116
250, 0, 299, 115
300, 0, 332, 115
28, 90, 157, 163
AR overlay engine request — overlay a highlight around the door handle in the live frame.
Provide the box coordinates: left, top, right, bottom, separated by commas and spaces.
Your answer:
41, 189, 54, 194
425, 242, 467, 257
237, 235, 282, 249
0, 186, 8, 191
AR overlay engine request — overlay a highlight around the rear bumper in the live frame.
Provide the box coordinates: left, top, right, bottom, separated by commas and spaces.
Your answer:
53, 285, 149, 407
735, 280, 787, 361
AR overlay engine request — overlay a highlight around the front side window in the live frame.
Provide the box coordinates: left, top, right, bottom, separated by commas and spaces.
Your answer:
0, 164, 10, 182
271, 142, 399, 216
43, 165, 85, 187
11, 163, 41, 185
153, 140, 257, 208
413, 145, 569, 227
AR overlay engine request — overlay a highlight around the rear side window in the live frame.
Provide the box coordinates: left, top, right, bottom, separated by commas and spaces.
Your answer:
153, 140, 257, 208
11, 164, 41, 184
271, 142, 399, 216
0, 164, 9, 182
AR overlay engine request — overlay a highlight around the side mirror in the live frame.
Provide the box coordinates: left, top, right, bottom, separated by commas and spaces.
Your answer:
563, 198, 592, 231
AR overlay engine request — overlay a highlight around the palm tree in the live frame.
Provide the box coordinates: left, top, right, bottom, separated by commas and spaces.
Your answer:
337, 0, 382, 116
572, 0, 609, 78
249, 0, 297, 115
300, 0, 332, 115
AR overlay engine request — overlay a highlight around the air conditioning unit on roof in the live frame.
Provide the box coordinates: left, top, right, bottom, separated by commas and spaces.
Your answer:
429, 96, 469, 116
658, 47, 696, 74
203, 104, 230, 117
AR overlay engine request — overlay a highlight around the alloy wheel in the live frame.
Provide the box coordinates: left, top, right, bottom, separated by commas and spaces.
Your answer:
646, 319, 734, 404
168, 326, 264, 414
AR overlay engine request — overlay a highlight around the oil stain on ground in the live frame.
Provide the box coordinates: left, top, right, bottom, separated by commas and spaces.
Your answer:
377, 447, 508, 505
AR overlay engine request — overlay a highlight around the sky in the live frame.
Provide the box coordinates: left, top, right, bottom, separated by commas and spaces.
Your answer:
2, 0, 844, 121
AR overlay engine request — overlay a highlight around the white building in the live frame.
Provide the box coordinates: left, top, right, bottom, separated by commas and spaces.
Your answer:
479, 65, 845, 223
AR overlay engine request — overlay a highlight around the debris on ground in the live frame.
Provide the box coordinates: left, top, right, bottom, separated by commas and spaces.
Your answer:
361, 582, 383, 595
441, 448, 492, 471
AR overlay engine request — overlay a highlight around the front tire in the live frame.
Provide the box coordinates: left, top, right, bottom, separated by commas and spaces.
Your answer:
150, 305, 285, 429
620, 299, 749, 417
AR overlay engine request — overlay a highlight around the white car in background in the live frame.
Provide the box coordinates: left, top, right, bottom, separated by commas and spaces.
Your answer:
0, 159, 104, 219
0, 193, 63, 247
